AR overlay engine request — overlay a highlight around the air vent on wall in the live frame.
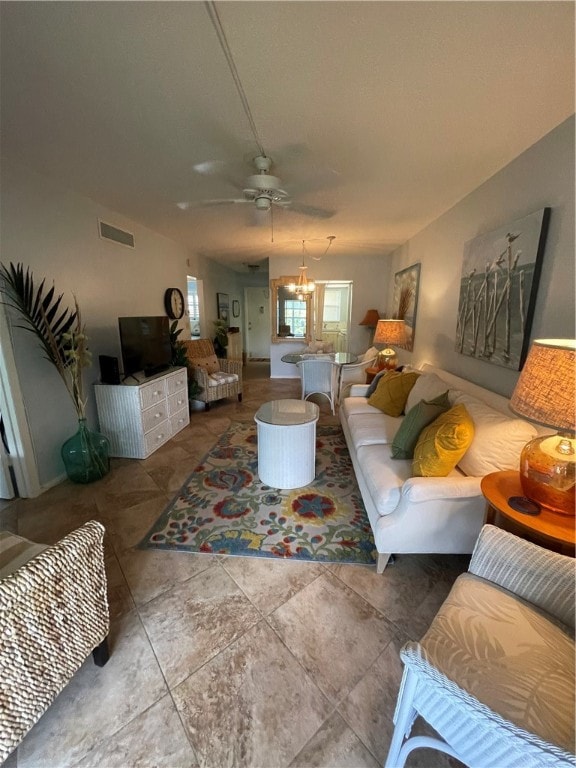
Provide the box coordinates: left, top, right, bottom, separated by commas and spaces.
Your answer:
98, 219, 135, 248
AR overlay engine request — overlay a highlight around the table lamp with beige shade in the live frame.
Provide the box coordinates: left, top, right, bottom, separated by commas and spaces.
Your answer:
510, 339, 575, 516
373, 320, 407, 370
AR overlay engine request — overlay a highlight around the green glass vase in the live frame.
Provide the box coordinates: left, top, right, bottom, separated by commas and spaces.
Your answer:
61, 419, 110, 484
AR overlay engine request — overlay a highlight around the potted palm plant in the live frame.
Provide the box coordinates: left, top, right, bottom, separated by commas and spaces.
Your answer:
169, 320, 203, 406
0, 262, 110, 483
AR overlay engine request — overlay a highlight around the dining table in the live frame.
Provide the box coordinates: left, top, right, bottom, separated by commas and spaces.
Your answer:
280, 352, 358, 365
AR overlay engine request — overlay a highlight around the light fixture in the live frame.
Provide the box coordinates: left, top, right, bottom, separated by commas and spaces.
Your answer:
373, 320, 407, 370
359, 309, 380, 330
510, 339, 576, 516
288, 241, 315, 300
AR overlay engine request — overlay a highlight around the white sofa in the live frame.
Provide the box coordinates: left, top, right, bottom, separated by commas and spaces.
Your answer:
340, 363, 539, 573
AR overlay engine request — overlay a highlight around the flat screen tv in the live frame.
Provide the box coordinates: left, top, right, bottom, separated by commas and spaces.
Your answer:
118, 316, 171, 378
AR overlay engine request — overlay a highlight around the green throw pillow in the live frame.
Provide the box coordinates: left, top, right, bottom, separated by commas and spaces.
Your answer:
391, 391, 450, 459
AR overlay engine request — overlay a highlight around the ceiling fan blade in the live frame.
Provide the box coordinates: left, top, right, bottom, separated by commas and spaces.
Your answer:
286, 168, 342, 198
280, 201, 336, 219
177, 199, 250, 210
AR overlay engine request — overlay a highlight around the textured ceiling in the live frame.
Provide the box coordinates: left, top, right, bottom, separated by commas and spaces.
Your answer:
1, 1, 574, 271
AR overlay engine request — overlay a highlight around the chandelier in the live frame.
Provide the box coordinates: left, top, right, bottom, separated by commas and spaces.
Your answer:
288, 241, 315, 300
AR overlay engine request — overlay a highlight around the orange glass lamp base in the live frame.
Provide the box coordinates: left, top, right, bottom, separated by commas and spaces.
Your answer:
376, 348, 397, 371
519, 434, 576, 516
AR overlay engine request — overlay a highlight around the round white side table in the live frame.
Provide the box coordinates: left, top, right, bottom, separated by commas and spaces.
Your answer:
254, 399, 320, 489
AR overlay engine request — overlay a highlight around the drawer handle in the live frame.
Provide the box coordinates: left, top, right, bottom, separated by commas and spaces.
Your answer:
154, 390, 162, 396
155, 412, 162, 418
177, 399, 184, 406
156, 433, 165, 441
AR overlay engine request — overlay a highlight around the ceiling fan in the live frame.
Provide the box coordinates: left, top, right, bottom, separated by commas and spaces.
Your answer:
177, 154, 336, 221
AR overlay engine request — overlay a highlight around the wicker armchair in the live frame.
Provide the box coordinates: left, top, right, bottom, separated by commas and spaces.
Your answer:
183, 338, 242, 411
385, 525, 575, 768
0, 521, 110, 763
338, 347, 378, 402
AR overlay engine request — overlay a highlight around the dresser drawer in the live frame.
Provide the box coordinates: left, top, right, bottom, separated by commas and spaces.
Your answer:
139, 380, 167, 410
144, 421, 171, 456
166, 370, 188, 395
168, 391, 188, 415
170, 407, 190, 436
141, 402, 169, 434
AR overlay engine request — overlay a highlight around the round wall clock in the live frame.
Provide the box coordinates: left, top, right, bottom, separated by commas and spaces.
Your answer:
164, 288, 185, 319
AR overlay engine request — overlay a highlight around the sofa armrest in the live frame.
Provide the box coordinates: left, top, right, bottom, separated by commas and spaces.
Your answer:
401, 475, 482, 503
188, 363, 211, 387
469, 524, 575, 629
219, 358, 243, 378
349, 384, 370, 397
0, 521, 110, 761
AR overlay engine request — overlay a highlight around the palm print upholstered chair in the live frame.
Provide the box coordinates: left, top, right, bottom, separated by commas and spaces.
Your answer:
385, 524, 575, 768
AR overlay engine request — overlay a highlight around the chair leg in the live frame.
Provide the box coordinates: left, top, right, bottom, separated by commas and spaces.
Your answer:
204, 403, 210, 411
238, 393, 242, 402
385, 667, 418, 768
92, 636, 110, 667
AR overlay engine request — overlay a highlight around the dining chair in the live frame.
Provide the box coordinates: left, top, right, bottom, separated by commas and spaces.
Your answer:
338, 347, 378, 401
296, 358, 338, 414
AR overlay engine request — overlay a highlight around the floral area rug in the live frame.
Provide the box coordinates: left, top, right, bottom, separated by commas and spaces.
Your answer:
139, 422, 376, 565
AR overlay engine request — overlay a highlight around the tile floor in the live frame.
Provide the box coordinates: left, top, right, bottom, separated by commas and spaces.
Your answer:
1, 366, 468, 768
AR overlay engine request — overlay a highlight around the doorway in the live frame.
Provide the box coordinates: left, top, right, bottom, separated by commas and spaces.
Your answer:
187, 276, 205, 338
0, 306, 41, 498
245, 287, 270, 361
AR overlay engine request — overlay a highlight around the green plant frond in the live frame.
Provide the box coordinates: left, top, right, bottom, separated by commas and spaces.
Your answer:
51, 307, 77, 339
0, 261, 75, 372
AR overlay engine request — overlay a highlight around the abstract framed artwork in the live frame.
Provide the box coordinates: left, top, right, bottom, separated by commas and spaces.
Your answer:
393, 263, 421, 352
455, 207, 550, 370
216, 292, 229, 323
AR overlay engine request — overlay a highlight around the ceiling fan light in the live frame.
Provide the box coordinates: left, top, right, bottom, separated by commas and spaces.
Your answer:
255, 196, 271, 211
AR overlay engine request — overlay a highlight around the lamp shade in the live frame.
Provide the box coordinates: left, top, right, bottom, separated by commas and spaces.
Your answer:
359, 309, 380, 328
510, 339, 575, 516
373, 320, 407, 346
510, 339, 576, 431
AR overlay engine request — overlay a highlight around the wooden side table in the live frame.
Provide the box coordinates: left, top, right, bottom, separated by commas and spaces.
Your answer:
481, 470, 575, 556
365, 366, 380, 385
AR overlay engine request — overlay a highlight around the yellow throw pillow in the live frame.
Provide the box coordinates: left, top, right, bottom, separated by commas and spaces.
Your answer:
367, 371, 421, 417
412, 404, 475, 477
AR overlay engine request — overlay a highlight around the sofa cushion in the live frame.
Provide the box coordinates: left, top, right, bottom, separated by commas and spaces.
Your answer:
391, 392, 451, 459
413, 404, 475, 477
405, 372, 451, 413
192, 354, 220, 374
450, 391, 538, 476
357, 444, 412, 515
419, 572, 575, 754
207, 372, 239, 387
366, 368, 392, 397
348, 412, 402, 449
368, 371, 421, 417
340, 397, 383, 418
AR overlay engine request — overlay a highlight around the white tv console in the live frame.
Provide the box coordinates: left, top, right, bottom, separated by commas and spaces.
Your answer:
94, 367, 189, 459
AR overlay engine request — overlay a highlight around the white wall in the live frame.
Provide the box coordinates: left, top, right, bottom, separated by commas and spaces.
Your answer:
0, 160, 242, 488
269, 252, 391, 377
386, 116, 575, 397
